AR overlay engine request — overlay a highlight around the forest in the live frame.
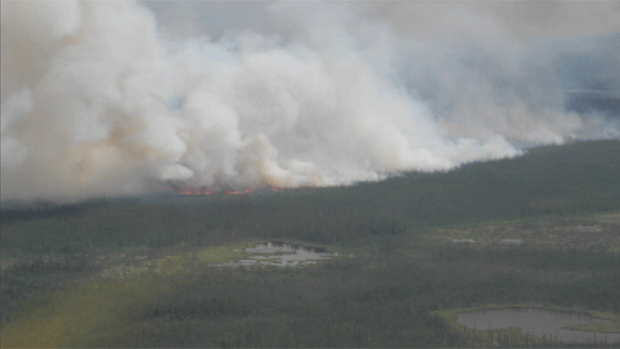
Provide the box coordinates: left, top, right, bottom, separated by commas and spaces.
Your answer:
1, 140, 620, 347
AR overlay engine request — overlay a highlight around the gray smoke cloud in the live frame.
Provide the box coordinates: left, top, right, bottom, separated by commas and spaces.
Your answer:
1, 1, 619, 201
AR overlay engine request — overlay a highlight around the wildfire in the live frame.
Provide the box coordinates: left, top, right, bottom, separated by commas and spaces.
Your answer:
259, 181, 283, 192
177, 183, 283, 196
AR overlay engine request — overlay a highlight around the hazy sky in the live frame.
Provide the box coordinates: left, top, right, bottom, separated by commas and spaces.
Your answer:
145, 1, 620, 40
1, 1, 619, 201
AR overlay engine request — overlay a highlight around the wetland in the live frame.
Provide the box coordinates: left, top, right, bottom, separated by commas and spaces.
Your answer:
2, 141, 620, 347
228, 242, 335, 266
457, 308, 620, 344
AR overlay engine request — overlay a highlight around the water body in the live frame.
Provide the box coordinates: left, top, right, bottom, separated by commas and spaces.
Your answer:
457, 308, 620, 344
228, 242, 334, 267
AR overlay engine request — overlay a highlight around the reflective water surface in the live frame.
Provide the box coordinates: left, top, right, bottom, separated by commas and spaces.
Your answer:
227, 242, 334, 267
457, 308, 620, 344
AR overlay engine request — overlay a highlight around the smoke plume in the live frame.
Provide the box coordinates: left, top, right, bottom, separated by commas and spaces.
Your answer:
1, 1, 619, 201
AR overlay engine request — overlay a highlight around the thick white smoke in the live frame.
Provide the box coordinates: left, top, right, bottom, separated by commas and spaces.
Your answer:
1, 1, 619, 201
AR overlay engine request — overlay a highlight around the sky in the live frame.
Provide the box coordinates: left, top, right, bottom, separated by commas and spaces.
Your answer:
1, 1, 619, 202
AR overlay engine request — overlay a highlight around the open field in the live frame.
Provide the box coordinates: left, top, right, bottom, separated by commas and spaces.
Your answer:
1, 140, 620, 347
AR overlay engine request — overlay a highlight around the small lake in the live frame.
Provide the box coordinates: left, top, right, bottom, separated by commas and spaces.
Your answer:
457, 308, 620, 344
225, 242, 334, 267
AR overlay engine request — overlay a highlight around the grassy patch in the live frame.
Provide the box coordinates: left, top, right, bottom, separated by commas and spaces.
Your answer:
0, 278, 158, 348
194, 241, 258, 263
0, 240, 266, 348
569, 322, 620, 333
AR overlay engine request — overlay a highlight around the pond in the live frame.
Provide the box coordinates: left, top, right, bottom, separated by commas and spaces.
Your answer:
223, 242, 335, 267
457, 308, 620, 344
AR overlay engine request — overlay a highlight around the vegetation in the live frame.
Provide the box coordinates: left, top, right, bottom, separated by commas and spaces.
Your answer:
1, 140, 620, 347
